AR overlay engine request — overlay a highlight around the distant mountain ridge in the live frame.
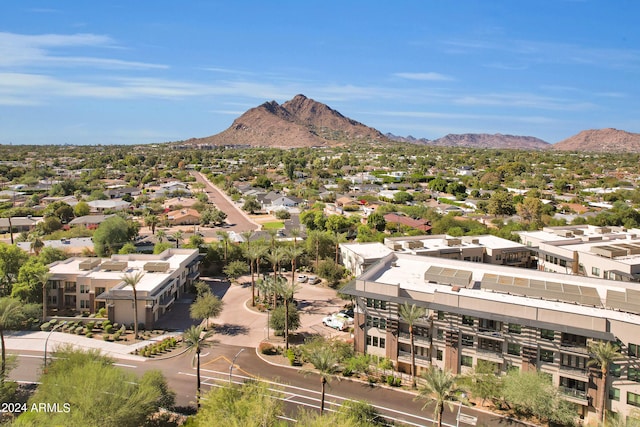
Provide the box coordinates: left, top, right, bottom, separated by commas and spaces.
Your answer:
178, 94, 638, 152
553, 128, 640, 152
185, 94, 385, 148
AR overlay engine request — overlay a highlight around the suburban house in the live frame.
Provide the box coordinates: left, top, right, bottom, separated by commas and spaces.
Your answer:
104, 186, 142, 199
0, 216, 42, 233
87, 199, 131, 213
342, 253, 640, 423
68, 214, 115, 229
383, 213, 432, 233
45, 248, 200, 328
162, 197, 200, 211
166, 208, 201, 226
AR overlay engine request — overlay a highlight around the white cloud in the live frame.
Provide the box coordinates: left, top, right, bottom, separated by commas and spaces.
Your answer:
394, 72, 454, 81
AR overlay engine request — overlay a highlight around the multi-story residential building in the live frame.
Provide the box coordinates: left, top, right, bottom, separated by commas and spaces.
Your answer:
46, 248, 200, 328
518, 225, 640, 282
342, 253, 640, 422
340, 235, 532, 276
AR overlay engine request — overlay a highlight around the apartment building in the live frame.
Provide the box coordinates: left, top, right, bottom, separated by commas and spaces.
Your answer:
342, 253, 640, 422
46, 248, 200, 328
340, 234, 532, 276
517, 225, 640, 282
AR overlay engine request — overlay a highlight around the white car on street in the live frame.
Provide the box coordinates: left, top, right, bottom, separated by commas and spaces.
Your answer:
322, 315, 347, 331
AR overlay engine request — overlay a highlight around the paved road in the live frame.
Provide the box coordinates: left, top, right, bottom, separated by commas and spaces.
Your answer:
10, 344, 530, 426
191, 171, 259, 233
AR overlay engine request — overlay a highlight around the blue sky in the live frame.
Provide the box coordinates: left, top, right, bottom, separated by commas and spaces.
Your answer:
1, 1, 639, 145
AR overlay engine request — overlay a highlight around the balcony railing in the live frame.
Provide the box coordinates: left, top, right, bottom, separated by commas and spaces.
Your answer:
559, 386, 588, 402
560, 342, 589, 355
398, 332, 431, 344
398, 351, 431, 366
477, 329, 504, 339
64, 286, 77, 293
559, 365, 589, 378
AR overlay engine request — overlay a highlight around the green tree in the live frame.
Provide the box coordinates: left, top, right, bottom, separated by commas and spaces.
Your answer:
121, 271, 144, 339
144, 214, 159, 234
269, 302, 300, 337
11, 258, 49, 304
467, 360, 503, 407
487, 191, 515, 217
15, 346, 172, 426
242, 197, 261, 214
274, 279, 299, 350
246, 244, 267, 306
588, 340, 622, 424
171, 230, 183, 248
183, 325, 214, 408
153, 241, 172, 254
367, 212, 386, 232
223, 260, 249, 282
417, 367, 467, 427
189, 292, 224, 329
0, 242, 29, 296
394, 191, 414, 204
118, 242, 137, 254
399, 302, 426, 387
0, 297, 39, 381
73, 201, 91, 217
194, 380, 283, 426
93, 216, 131, 257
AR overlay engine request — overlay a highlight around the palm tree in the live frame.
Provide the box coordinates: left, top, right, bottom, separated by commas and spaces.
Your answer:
417, 366, 466, 427
290, 228, 301, 249
399, 302, 427, 388
285, 245, 304, 288
121, 271, 145, 340
30, 235, 45, 256
274, 279, 299, 350
246, 245, 266, 306
266, 247, 285, 307
172, 230, 183, 248
36, 271, 52, 322
216, 231, 230, 266
588, 340, 622, 424
156, 229, 166, 243
145, 214, 159, 235
183, 325, 214, 408
302, 345, 339, 414
240, 230, 254, 254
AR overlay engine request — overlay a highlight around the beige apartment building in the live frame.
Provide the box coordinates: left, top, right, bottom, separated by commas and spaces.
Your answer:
518, 225, 640, 282
46, 248, 200, 328
342, 253, 640, 422
340, 234, 532, 277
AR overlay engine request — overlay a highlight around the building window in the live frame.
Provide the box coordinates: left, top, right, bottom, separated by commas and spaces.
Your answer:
478, 338, 502, 354
628, 392, 640, 408
508, 323, 522, 334
479, 318, 500, 332
436, 329, 444, 340
610, 388, 620, 402
437, 311, 445, 320
461, 355, 473, 367
366, 298, 387, 310
80, 299, 89, 309
366, 335, 386, 349
80, 285, 89, 294
540, 350, 554, 363
628, 367, 640, 383
462, 315, 475, 326
610, 363, 622, 377
507, 342, 521, 356
366, 316, 387, 330
436, 349, 443, 361
629, 343, 640, 358
592, 266, 600, 277
540, 329, 555, 341
461, 334, 474, 347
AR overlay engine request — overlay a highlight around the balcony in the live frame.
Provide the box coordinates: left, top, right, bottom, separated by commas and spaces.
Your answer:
560, 342, 589, 355
477, 329, 504, 340
476, 348, 504, 363
64, 286, 77, 293
559, 364, 589, 379
398, 332, 430, 345
559, 386, 588, 404
398, 351, 431, 367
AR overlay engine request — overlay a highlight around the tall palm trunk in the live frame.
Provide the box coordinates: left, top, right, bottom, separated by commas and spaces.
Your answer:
410, 324, 416, 387
599, 366, 608, 423
284, 299, 290, 350
250, 258, 256, 306
320, 377, 326, 414
132, 288, 138, 339
196, 348, 202, 408
0, 329, 5, 382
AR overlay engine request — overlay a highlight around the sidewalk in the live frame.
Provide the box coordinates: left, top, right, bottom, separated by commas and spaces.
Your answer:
5, 330, 181, 362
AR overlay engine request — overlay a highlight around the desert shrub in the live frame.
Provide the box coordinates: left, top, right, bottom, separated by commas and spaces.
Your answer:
259, 342, 275, 355
85, 332, 93, 338
40, 322, 51, 331
75, 326, 84, 335
104, 324, 114, 334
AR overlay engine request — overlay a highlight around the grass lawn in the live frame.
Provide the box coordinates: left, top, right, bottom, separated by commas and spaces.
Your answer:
262, 221, 285, 230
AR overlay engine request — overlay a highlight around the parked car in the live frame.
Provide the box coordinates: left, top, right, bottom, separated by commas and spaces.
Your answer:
308, 275, 319, 284
339, 308, 354, 318
334, 312, 354, 325
297, 274, 308, 283
322, 315, 347, 331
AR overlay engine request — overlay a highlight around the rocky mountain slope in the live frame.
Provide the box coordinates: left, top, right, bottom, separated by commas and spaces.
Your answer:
185, 94, 386, 148
553, 128, 640, 152
386, 132, 549, 149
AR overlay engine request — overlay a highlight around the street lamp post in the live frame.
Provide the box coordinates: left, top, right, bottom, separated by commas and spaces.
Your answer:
229, 348, 245, 384
456, 393, 467, 427
44, 323, 63, 368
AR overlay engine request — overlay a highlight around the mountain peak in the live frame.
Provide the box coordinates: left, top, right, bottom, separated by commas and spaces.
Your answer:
554, 128, 640, 152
